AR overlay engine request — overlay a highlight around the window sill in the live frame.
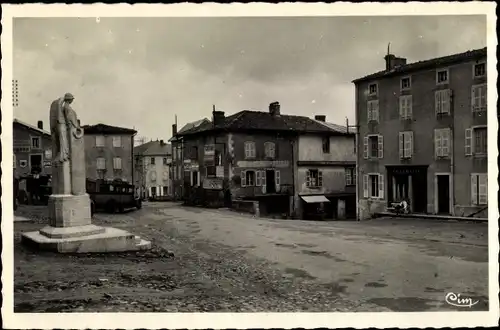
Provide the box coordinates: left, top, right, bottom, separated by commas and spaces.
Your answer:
473, 153, 487, 158
306, 186, 323, 189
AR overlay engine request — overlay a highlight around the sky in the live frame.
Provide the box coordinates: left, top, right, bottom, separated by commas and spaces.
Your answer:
13, 15, 486, 141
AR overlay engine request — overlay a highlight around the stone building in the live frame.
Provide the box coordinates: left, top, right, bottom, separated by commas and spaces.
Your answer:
172, 102, 352, 218
134, 139, 172, 199
13, 119, 52, 178
353, 47, 488, 220
295, 116, 357, 219
82, 123, 137, 183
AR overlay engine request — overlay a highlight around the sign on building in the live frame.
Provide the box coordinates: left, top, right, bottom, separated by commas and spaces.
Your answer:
203, 178, 223, 190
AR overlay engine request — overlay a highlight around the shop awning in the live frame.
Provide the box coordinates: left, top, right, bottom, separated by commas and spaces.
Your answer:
301, 195, 330, 203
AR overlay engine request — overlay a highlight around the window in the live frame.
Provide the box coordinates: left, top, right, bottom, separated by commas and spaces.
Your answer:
401, 77, 411, 90
151, 186, 157, 196
206, 165, 216, 177
473, 63, 486, 78
151, 157, 155, 165
436, 69, 449, 84
264, 142, 276, 158
95, 135, 105, 147
204, 144, 215, 155
112, 136, 121, 148
367, 100, 379, 122
163, 186, 169, 196
345, 167, 356, 186
399, 131, 414, 159
363, 173, 384, 199
113, 157, 122, 170
363, 135, 383, 159
215, 150, 222, 166
471, 174, 487, 205
241, 170, 256, 187
434, 128, 451, 158
465, 126, 487, 156
163, 157, 168, 165
471, 84, 487, 112
256, 170, 265, 187
368, 83, 378, 96
20, 160, 28, 168
399, 95, 413, 119
97, 157, 106, 170
190, 170, 199, 187
244, 141, 256, 159
31, 137, 40, 149
435, 89, 451, 115
322, 137, 330, 154
306, 169, 323, 188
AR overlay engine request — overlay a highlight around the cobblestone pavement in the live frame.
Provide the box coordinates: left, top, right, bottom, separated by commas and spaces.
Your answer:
13, 202, 489, 312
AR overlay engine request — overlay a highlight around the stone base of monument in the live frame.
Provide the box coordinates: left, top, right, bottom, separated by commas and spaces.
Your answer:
21, 194, 151, 253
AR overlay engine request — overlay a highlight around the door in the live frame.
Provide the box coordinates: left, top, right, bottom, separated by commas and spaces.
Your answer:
266, 170, 276, 193
30, 154, 42, 173
437, 175, 450, 214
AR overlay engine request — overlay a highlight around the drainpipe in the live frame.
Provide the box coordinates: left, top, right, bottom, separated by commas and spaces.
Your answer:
450, 90, 455, 215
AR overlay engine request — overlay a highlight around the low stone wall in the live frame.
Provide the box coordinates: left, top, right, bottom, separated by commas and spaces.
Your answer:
358, 198, 386, 220
231, 200, 260, 217
454, 205, 488, 219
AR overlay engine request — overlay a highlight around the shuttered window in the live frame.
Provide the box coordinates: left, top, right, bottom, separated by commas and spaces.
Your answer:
471, 84, 487, 112
471, 174, 488, 205
399, 95, 412, 119
435, 89, 451, 115
399, 131, 414, 159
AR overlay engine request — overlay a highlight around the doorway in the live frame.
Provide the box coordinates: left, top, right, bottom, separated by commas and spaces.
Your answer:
437, 174, 450, 214
266, 170, 276, 194
30, 154, 42, 173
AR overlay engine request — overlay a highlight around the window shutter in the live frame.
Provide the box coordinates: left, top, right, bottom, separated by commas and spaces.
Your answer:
256, 171, 261, 186
261, 170, 266, 187
471, 174, 478, 205
399, 97, 404, 118
363, 174, 368, 198
378, 135, 384, 159
407, 95, 413, 119
306, 170, 311, 187
471, 86, 477, 111
190, 171, 194, 186
478, 174, 487, 205
367, 101, 372, 121
318, 171, 323, 187
363, 137, 369, 159
435, 91, 441, 115
275, 170, 281, 186
408, 131, 414, 157
480, 85, 487, 110
444, 89, 451, 114
345, 168, 351, 185
434, 130, 442, 158
442, 129, 450, 157
465, 128, 472, 156
374, 101, 379, 122
241, 170, 246, 187
398, 132, 404, 158
378, 174, 384, 199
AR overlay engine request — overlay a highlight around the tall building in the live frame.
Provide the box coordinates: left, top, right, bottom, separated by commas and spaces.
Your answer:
82, 124, 137, 183
134, 140, 172, 199
353, 47, 488, 220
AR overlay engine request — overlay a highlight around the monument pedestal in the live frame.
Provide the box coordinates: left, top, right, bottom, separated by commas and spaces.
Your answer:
21, 194, 151, 253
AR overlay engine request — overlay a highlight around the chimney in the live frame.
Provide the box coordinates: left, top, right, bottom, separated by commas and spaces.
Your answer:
384, 54, 407, 71
160, 139, 164, 145
269, 102, 281, 116
172, 124, 177, 136
37, 120, 43, 130
314, 115, 326, 122
213, 110, 225, 126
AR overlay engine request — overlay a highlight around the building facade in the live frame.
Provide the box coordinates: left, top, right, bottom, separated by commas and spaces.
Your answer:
353, 47, 488, 220
294, 116, 357, 219
13, 119, 52, 178
134, 140, 173, 199
82, 124, 137, 184
173, 102, 354, 218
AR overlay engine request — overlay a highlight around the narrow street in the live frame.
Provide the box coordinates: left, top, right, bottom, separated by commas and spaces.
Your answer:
14, 202, 489, 312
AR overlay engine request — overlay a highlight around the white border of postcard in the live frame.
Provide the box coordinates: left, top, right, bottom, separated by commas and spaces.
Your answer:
2, 2, 498, 329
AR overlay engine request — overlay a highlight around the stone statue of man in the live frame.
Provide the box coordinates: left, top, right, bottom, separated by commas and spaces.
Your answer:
49, 93, 86, 195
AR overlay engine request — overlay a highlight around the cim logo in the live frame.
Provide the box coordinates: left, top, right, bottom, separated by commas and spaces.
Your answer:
445, 292, 479, 308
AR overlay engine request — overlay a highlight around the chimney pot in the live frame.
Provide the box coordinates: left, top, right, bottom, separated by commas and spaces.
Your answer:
269, 101, 281, 116
213, 110, 225, 125
314, 115, 326, 122
37, 120, 43, 130
172, 124, 177, 136
384, 54, 406, 71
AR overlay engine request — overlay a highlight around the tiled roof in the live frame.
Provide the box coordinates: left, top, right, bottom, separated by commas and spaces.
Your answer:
177, 110, 351, 136
168, 118, 210, 142
315, 120, 356, 134
13, 119, 51, 137
352, 47, 487, 83
134, 140, 172, 156
82, 123, 137, 135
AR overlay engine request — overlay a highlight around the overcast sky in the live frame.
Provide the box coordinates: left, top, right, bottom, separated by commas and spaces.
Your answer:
13, 15, 486, 141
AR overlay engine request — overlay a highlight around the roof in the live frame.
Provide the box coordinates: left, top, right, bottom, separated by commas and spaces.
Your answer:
352, 47, 487, 84
13, 119, 51, 137
314, 120, 356, 134
134, 140, 172, 156
168, 118, 210, 142
82, 123, 137, 135
177, 110, 350, 137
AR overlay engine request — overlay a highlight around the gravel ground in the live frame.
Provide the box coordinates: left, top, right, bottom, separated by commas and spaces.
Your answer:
13, 202, 489, 313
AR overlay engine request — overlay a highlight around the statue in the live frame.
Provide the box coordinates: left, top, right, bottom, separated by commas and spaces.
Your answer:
49, 93, 86, 196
